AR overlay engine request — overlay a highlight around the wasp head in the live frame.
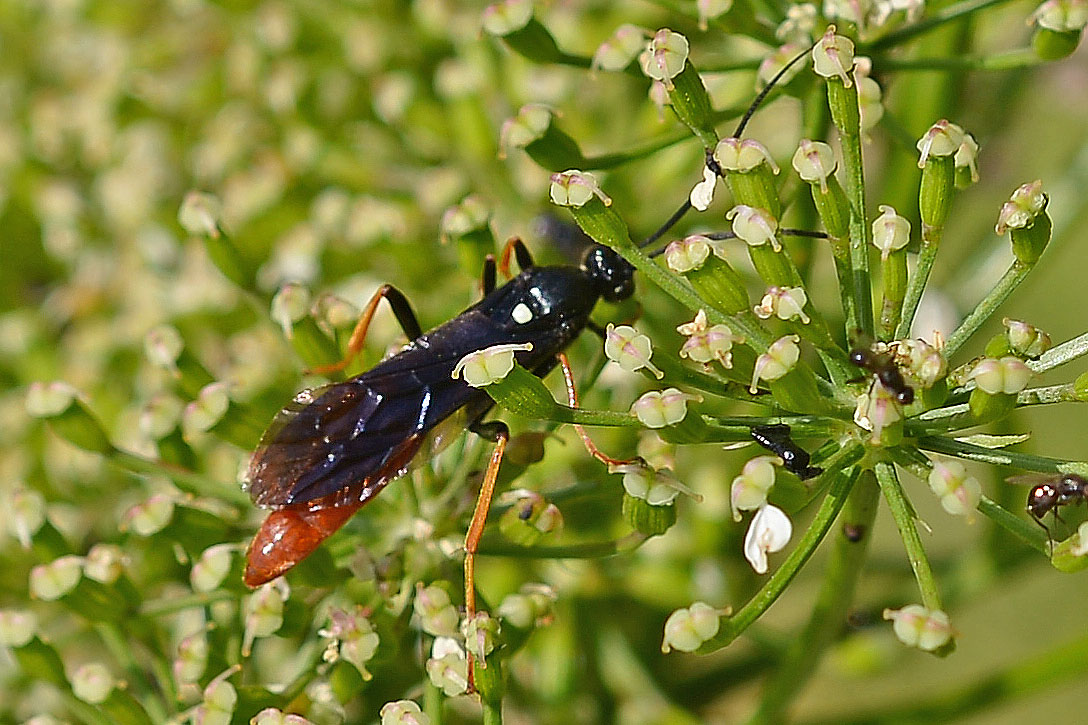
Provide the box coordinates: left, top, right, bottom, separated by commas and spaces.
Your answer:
583, 245, 635, 302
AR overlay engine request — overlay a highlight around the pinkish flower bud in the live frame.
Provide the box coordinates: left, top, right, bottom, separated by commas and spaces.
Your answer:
604, 324, 663, 379
631, 388, 701, 428
661, 602, 720, 652
883, 604, 953, 651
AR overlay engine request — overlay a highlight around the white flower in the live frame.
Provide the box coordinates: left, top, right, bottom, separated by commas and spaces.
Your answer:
744, 504, 792, 574
549, 170, 611, 207
661, 602, 720, 652
928, 460, 981, 520
791, 139, 837, 194
871, 204, 910, 260
631, 388, 701, 428
726, 205, 781, 251
639, 29, 690, 83
689, 165, 719, 211
604, 324, 663, 378
916, 119, 966, 168
730, 455, 781, 520
677, 309, 742, 367
812, 26, 855, 87
749, 335, 800, 393
753, 286, 810, 323
968, 356, 1033, 395
883, 604, 953, 651
451, 342, 533, 387
665, 235, 711, 272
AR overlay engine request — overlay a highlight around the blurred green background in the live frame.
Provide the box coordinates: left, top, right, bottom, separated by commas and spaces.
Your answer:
2, 0, 1088, 723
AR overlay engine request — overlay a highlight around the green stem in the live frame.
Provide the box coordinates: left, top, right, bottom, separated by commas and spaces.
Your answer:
943, 261, 1033, 360
748, 472, 879, 725
139, 590, 236, 616
874, 49, 1044, 72
863, 0, 1020, 51
838, 96, 875, 338
895, 221, 942, 340
696, 445, 863, 653
1016, 384, 1080, 405
917, 435, 1087, 473
1031, 331, 1088, 373
483, 701, 504, 725
889, 446, 1049, 555
873, 460, 942, 610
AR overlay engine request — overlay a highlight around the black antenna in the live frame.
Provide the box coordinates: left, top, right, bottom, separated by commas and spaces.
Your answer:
637, 40, 819, 251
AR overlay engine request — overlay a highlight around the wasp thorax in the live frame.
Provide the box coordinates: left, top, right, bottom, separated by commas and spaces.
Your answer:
583, 245, 635, 302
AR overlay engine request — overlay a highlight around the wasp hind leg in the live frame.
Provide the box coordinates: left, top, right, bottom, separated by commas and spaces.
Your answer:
307, 284, 423, 376
463, 419, 510, 691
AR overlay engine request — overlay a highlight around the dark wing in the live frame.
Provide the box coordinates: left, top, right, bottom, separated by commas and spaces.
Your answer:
246, 352, 488, 509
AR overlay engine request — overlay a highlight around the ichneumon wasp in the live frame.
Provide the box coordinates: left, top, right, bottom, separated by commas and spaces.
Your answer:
241, 42, 817, 684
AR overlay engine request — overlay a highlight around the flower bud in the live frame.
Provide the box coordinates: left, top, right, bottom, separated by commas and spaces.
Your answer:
776, 5, 818, 41
661, 602, 720, 652
549, 170, 611, 208
195, 667, 239, 725
440, 195, 490, 239
7, 484, 45, 549
812, 26, 855, 87
174, 630, 209, 687
84, 543, 125, 584
754, 286, 810, 323
727, 205, 780, 251
894, 338, 947, 389
757, 41, 810, 86
592, 24, 648, 71
954, 133, 980, 187
140, 393, 184, 440
871, 205, 911, 260
916, 119, 965, 167
481, 0, 533, 35
792, 139, 837, 195
639, 29, 689, 83
714, 137, 779, 173
178, 192, 223, 239
191, 543, 235, 592
853, 384, 903, 445
451, 343, 533, 387
1031, 0, 1088, 59
0, 609, 38, 648
730, 456, 781, 520
677, 309, 742, 367
604, 324, 663, 379
380, 700, 430, 725
253, 709, 315, 725
26, 382, 113, 454
750, 335, 800, 393
1003, 318, 1052, 359
414, 584, 460, 637
71, 662, 114, 704
883, 605, 953, 651
499, 104, 553, 150
855, 57, 883, 132
426, 638, 469, 697
697, 0, 733, 29
664, 235, 710, 273
617, 463, 695, 506
631, 388, 700, 428
123, 494, 175, 536
182, 382, 231, 438
30, 555, 84, 601
461, 611, 500, 661
243, 583, 286, 656
928, 460, 981, 520
320, 607, 380, 680
996, 180, 1051, 264
968, 357, 1033, 395
744, 504, 792, 574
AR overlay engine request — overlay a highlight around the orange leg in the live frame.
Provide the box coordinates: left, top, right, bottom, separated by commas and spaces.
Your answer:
558, 352, 636, 467
463, 421, 509, 691
307, 284, 422, 376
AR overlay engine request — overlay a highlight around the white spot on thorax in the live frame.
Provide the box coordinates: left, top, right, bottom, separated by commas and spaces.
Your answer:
512, 302, 533, 324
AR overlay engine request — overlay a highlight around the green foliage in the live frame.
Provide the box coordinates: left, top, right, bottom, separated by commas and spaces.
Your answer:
3, 1, 1088, 724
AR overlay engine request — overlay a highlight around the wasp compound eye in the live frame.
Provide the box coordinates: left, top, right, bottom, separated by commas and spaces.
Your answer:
583, 245, 635, 302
